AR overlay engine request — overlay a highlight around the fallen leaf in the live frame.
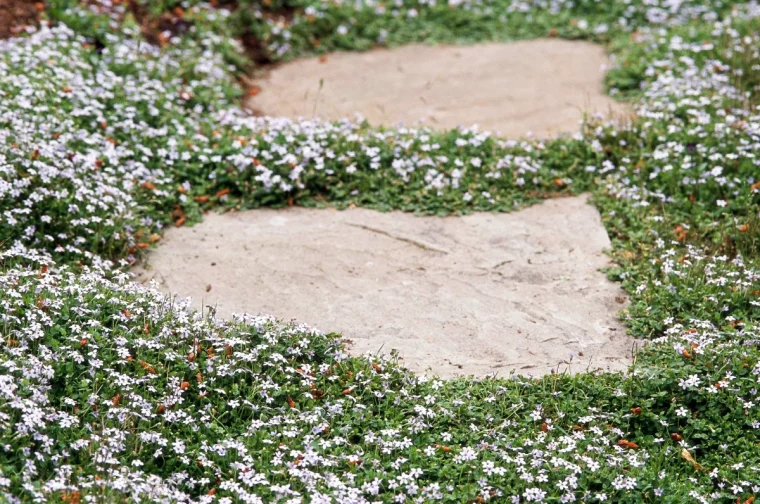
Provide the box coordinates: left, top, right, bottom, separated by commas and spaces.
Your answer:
681, 448, 703, 471
618, 439, 639, 449
620, 250, 636, 260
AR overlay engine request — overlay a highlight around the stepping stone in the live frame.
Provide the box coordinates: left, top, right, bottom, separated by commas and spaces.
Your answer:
134, 196, 636, 377
246, 39, 629, 138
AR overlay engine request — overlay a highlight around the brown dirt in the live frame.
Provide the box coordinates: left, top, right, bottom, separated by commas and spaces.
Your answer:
133, 196, 637, 378
245, 39, 632, 139
0, 0, 42, 39
125, 0, 194, 47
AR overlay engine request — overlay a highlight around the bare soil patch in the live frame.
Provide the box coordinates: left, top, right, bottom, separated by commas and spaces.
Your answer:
0, 0, 41, 39
246, 39, 630, 138
134, 196, 636, 377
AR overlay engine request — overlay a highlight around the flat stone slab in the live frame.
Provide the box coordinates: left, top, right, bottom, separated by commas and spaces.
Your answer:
246, 39, 630, 138
134, 196, 636, 377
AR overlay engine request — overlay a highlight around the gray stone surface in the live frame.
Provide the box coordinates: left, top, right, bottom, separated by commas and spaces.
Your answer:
246, 39, 630, 138
134, 196, 636, 377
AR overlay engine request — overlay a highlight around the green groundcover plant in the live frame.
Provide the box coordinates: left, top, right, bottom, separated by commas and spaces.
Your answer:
1, 0, 760, 502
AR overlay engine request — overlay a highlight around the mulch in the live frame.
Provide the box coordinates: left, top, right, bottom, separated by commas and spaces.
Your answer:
0, 0, 42, 39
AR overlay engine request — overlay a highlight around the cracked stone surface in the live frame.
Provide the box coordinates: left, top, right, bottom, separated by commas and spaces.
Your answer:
133, 196, 637, 377
246, 39, 630, 138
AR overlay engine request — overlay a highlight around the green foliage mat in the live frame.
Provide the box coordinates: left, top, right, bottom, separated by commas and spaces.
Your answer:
0, 0, 759, 501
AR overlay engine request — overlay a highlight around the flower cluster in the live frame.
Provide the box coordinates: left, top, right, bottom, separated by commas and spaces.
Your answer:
244, 0, 744, 61
0, 0, 759, 502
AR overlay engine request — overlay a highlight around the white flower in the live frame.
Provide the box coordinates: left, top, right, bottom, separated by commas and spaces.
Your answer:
524, 487, 547, 502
